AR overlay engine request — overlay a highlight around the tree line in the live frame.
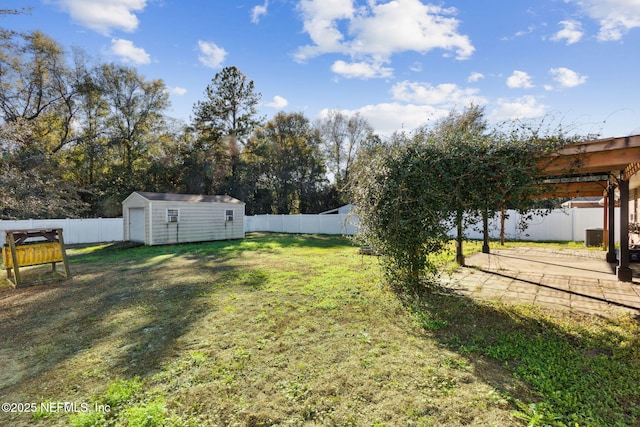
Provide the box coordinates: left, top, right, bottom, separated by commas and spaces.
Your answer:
2, 25, 589, 290
0, 29, 374, 219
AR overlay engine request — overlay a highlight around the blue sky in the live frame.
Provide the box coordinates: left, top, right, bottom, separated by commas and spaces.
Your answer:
4, 0, 640, 137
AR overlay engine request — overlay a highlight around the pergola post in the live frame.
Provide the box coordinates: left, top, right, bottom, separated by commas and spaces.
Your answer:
606, 183, 617, 263
617, 174, 633, 281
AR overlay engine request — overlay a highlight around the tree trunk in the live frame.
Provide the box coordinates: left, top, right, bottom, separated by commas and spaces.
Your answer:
456, 210, 465, 266
500, 204, 506, 245
482, 207, 490, 254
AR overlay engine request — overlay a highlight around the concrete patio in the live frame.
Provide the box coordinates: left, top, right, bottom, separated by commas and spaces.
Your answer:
442, 247, 640, 316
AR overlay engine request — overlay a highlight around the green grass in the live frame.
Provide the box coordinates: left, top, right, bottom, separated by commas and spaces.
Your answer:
422, 297, 640, 426
0, 233, 637, 426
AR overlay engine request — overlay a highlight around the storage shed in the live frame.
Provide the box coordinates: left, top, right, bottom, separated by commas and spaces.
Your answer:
122, 191, 244, 245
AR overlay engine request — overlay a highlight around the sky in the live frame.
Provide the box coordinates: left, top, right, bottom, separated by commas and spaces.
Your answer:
3, 0, 640, 138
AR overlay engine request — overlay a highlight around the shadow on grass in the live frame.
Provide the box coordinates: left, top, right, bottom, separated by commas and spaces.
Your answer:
0, 235, 286, 405
0, 233, 355, 406
403, 283, 640, 426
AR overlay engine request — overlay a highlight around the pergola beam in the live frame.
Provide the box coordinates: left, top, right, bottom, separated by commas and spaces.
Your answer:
539, 135, 640, 177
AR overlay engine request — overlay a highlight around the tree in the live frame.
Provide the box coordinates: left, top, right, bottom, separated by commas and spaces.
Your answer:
351, 106, 571, 292
70, 63, 170, 215
0, 165, 86, 219
0, 30, 89, 218
0, 30, 81, 153
422, 105, 491, 265
244, 112, 327, 214
316, 110, 373, 202
143, 121, 187, 193
99, 63, 170, 175
191, 66, 264, 195
168, 123, 231, 195
351, 131, 453, 289
0, 119, 87, 219
193, 66, 263, 145
56, 50, 111, 204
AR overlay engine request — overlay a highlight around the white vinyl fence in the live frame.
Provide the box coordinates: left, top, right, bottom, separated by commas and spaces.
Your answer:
458, 207, 620, 243
0, 218, 123, 245
245, 208, 620, 242
0, 207, 619, 245
244, 214, 359, 235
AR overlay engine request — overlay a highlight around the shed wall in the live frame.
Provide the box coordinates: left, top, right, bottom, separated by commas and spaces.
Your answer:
149, 201, 244, 245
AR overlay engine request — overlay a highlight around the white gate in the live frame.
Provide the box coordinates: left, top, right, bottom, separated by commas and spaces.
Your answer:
129, 208, 145, 243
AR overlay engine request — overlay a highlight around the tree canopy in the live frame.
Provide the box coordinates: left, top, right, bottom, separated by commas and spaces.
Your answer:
316, 110, 374, 203
0, 30, 351, 218
192, 65, 263, 146
244, 112, 328, 214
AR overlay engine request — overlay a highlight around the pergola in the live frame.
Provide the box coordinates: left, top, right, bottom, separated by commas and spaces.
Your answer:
538, 134, 640, 282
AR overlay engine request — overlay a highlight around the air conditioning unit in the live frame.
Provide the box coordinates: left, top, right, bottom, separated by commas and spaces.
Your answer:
167, 209, 179, 223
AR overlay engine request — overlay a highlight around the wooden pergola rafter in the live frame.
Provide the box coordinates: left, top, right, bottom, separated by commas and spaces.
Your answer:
535, 175, 610, 198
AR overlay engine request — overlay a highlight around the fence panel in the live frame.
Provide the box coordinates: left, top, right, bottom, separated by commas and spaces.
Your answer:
459, 208, 618, 242
244, 214, 357, 236
0, 218, 123, 245
512, 210, 575, 241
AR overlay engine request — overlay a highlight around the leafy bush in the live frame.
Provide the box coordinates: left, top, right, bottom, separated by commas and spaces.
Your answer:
351, 106, 571, 291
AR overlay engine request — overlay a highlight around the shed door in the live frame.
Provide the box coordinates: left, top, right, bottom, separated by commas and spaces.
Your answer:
129, 208, 145, 243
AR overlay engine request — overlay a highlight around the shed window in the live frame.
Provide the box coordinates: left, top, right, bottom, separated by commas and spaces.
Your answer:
225, 209, 234, 222
167, 208, 180, 223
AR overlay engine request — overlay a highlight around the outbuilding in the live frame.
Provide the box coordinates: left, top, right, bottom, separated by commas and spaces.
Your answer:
122, 191, 245, 245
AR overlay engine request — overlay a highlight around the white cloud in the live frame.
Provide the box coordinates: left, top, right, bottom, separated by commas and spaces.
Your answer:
197, 40, 227, 69
323, 103, 450, 136
551, 20, 584, 44
54, 0, 147, 35
251, 0, 268, 24
410, 62, 423, 72
391, 81, 487, 107
331, 60, 393, 79
572, 0, 640, 41
110, 38, 150, 64
467, 72, 484, 83
515, 25, 537, 38
549, 67, 588, 88
488, 96, 547, 122
501, 25, 536, 41
348, 0, 474, 59
322, 79, 487, 136
294, 0, 354, 61
170, 86, 187, 96
295, 0, 474, 78
507, 70, 534, 89
266, 95, 288, 109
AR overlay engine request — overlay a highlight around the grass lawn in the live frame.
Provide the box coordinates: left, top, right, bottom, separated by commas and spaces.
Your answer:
0, 233, 638, 426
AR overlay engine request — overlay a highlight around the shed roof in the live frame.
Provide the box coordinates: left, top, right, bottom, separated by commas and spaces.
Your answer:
132, 191, 243, 204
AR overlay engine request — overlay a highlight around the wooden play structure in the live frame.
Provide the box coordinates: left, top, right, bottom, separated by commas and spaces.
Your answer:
1, 228, 71, 287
